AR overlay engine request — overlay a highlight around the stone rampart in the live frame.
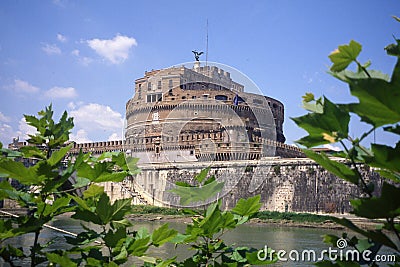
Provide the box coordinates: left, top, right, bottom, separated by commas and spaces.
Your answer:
122, 158, 381, 213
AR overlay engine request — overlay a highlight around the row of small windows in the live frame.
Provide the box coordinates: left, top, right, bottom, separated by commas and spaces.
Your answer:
145, 80, 174, 91
143, 90, 282, 112
147, 93, 162, 103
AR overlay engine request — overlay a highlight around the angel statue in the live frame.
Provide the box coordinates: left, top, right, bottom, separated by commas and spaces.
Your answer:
192, 50, 204, 61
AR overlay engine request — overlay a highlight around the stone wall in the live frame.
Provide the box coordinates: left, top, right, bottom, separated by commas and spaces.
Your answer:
118, 158, 381, 213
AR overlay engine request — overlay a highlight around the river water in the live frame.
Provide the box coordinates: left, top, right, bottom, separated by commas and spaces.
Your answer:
3, 216, 398, 266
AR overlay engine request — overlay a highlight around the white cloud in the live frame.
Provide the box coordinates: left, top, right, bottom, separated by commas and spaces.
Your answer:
67, 101, 76, 110
17, 117, 38, 140
44, 86, 78, 99
0, 112, 11, 122
57, 33, 67, 42
108, 132, 121, 141
71, 49, 93, 66
71, 103, 123, 130
0, 123, 14, 145
42, 43, 61, 55
12, 79, 40, 93
87, 34, 137, 64
0, 117, 38, 145
70, 129, 92, 143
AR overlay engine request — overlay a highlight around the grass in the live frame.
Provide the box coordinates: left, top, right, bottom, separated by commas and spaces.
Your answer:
131, 205, 187, 215
130, 205, 335, 223
255, 210, 335, 223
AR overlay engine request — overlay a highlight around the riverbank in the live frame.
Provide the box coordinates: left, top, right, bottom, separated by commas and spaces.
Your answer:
128, 213, 343, 229
128, 205, 380, 230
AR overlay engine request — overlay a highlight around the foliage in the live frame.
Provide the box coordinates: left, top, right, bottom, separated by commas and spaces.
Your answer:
0, 105, 274, 266
160, 195, 277, 266
169, 167, 224, 206
255, 211, 334, 224
292, 18, 400, 266
163, 168, 277, 266
130, 205, 187, 216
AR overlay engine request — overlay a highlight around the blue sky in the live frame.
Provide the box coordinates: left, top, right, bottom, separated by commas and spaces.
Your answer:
0, 0, 399, 148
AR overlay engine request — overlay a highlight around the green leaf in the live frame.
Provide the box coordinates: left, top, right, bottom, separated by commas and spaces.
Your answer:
0, 245, 25, 260
332, 217, 398, 250
83, 184, 105, 199
384, 124, 400, 135
42, 196, 71, 216
155, 257, 177, 267
302, 93, 324, 113
302, 92, 315, 102
65, 229, 100, 245
366, 143, 400, 174
48, 144, 72, 166
127, 237, 150, 256
385, 37, 400, 57
77, 160, 128, 183
231, 195, 261, 217
104, 227, 126, 248
198, 202, 224, 237
114, 246, 128, 263
151, 224, 178, 247
346, 77, 400, 127
69, 194, 91, 211
195, 167, 211, 184
292, 97, 350, 147
0, 160, 40, 185
355, 239, 373, 252
136, 227, 150, 239
351, 182, 400, 219
330, 69, 390, 83
73, 176, 91, 189
329, 40, 362, 72
323, 234, 340, 247
19, 146, 46, 159
24, 115, 40, 131
110, 198, 132, 222
246, 249, 277, 265
96, 193, 112, 224
46, 252, 77, 267
303, 150, 359, 184
175, 181, 192, 187
375, 169, 400, 183
170, 179, 224, 206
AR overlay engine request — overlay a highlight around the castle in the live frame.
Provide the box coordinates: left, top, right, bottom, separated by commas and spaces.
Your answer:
69, 62, 303, 160
7, 62, 380, 212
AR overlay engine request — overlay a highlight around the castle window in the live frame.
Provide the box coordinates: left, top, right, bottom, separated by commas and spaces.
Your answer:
157, 80, 162, 90
181, 96, 186, 99
169, 79, 173, 88
190, 150, 194, 155
215, 95, 228, 101
147, 82, 152, 91
192, 96, 196, 99
147, 93, 162, 103
137, 84, 142, 99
